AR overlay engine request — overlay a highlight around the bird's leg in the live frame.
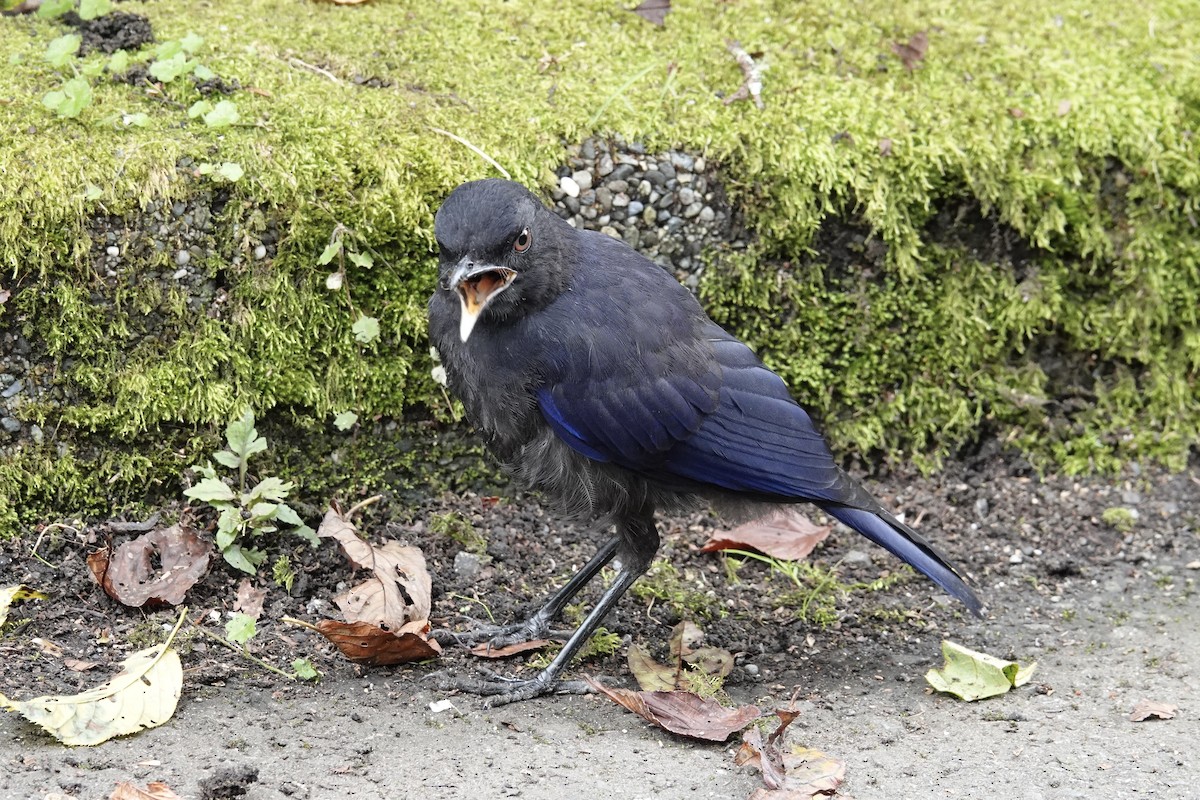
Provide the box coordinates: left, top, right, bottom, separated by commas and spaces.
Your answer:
431, 535, 620, 649
437, 510, 660, 706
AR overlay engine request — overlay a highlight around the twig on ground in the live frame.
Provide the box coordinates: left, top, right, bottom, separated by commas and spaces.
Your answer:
724, 40, 765, 109
428, 127, 511, 179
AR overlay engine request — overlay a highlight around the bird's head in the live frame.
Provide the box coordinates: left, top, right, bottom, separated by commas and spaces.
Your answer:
433, 179, 570, 343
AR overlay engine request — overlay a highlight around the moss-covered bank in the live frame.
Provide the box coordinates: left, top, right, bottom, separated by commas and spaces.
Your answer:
1, 0, 1197, 535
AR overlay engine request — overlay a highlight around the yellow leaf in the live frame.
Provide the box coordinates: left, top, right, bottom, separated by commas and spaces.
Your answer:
0, 584, 48, 628
0, 643, 183, 746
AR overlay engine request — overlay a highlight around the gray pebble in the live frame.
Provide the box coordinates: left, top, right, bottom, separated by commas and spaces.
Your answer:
454, 551, 482, 580
612, 193, 630, 208
571, 170, 593, 191
597, 154, 614, 176
172, 268, 189, 280
106, 245, 120, 258
627, 200, 644, 216
559, 175, 580, 198
678, 187, 696, 206
0, 417, 20, 434
2, 380, 23, 399
254, 244, 268, 260
698, 206, 715, 223
175, 250, 190, 266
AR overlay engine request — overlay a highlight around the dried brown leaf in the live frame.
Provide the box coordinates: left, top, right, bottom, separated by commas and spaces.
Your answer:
319, 508, 431, 629
64, 659, 99, 672
110, 781, 182, 800
739, 708, 844, 798
468, 639, 553, 658
585, 678, 760, 741
631, 0, 670, 26
878, 138, 893, 156
1129, 699, 1178, 721
88, 524, 211, 607
683, 646, 734, 678
314, 619, 441, 666
702, 510, 832, 561
669, 620, 705, 659
891, 30, 928, 71
234, 578, 267, 620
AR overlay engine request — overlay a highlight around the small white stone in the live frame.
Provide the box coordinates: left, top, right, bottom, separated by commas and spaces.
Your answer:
106, 245, 120, 257
560, 175, 580, 198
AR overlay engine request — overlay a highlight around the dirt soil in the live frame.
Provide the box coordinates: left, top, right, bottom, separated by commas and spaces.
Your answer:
1, 445, 1197, 800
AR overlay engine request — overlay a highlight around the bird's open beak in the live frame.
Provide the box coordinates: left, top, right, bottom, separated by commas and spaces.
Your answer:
451, 261, 517, 342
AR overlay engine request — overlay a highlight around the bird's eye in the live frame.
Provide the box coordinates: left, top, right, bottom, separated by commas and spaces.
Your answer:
513, 228, 531, 253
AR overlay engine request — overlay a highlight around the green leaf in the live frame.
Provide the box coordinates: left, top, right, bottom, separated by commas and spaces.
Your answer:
333, 411, 358, 431
44, 34, 81, 68
291, 524, 319, 548
222, 545, 265, 574
80, 60, 105, 78
246, 502, 279, 523
352, 316, 380, 344
191, 462, 218, 480
107, 50, 129, 73
45, 78, 92, 118
292, 658, 319, 681
217, 162, 244, 182
224, 612, 257, 645
183, 477, 236, 504
273, 503, 303, 526
203, 99, 239, 129
216, 507, 242, 537
149, 52, 191, 83
155, 40, 183, 60
246, 477, 294, 504
187, 100, 213, 119
316, 239, 342, 266
83, 184, 103, 201
925, 640, 1038, 701
214, 526, 237, 552
36, 0, 72, 18
212, 449, 241, 469
347, 251, 374, 269
192, 64, 216, 81
78, 0, 112, 21
180, 32, 205, 54
224, 409, 266, 461
122, 112, 150, 128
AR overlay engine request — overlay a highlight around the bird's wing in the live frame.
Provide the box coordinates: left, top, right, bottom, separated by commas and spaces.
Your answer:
537, 317, 869, 507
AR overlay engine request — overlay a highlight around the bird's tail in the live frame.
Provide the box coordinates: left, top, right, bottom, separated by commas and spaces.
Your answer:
820, 505, 983, 617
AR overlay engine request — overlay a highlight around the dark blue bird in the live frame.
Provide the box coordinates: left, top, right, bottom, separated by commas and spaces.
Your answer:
428, 179, 982, 703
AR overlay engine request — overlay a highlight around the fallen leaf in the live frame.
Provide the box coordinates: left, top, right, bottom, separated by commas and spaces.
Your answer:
314, 619, 441, 666
468, 639, 553, 658
1008, 107, 1026, 118
702, 510, 832, 561
318, 508, 431, 629
64, 659, 99, 672
878, 138, 893, 156
891, 30, 928, 71
925, 640, 1036, 701
585, 677, 760, 741
1057, 99, 1072, 116
1129, 699, 1178, 722
0, 584, 48, 628
0, 288, 10, 305
631, 0, 670, 26
234, 578, 267, 620
0, 642, 183, 746
738, 708, 844, 798
110, 781, 182, 800
88, 524, 211, 608
628, 644, 679, 691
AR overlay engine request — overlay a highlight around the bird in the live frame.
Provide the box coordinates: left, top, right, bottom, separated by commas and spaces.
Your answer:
427, 178, 982, 704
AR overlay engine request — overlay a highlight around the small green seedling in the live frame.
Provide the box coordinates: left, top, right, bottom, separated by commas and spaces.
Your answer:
184, 409, 317, 573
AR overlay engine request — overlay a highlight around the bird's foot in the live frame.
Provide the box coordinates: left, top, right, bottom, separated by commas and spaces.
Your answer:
428, 667, 597, 707
429, 614, 569, 650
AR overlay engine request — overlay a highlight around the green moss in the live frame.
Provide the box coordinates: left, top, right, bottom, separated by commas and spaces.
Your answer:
1, 0, 1198, 534
1101, 506, 1137, 533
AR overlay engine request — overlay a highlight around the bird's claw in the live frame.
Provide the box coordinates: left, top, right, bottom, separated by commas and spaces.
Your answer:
427, 667, 598, 707
429, 614, 566, 650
